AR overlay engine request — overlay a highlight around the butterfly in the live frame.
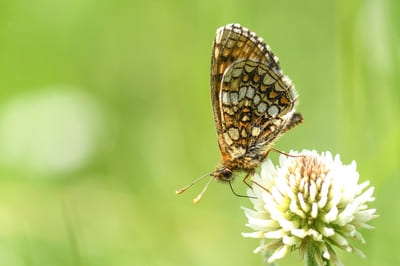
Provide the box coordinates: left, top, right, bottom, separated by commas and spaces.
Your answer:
177, 23, 303, 203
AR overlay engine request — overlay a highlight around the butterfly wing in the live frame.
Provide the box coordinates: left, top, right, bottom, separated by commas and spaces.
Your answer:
211, 24, 277, 159
210, 24, 302, 163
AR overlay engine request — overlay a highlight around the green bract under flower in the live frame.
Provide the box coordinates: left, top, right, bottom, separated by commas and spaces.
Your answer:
242, 150, 377, 266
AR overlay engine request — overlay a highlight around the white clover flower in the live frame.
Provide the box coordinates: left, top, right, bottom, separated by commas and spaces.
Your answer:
242, 150, 377, 266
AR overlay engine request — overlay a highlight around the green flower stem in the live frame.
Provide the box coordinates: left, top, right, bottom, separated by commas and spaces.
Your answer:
305, 244, 319, 266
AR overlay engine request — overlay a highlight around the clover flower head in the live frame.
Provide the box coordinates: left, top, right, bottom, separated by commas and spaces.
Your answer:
242, 150, 377, 265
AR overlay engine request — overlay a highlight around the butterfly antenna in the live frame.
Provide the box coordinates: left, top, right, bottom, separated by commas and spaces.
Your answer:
176, 172, 212, 195
193, 176, 215, 204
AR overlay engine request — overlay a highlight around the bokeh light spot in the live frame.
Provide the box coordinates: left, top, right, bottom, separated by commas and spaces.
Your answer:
0, 87, 103, 176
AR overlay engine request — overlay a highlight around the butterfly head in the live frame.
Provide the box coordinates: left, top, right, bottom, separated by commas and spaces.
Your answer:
211, 166, 233, 182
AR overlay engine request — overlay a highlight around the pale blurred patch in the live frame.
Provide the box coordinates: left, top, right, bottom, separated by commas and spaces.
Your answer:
0, 87, 103, 175
358, 0, 393, 75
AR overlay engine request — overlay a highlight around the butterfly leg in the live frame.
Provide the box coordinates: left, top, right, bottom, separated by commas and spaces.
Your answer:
243, 169, 270, 192
269, 147, 303, 158
242, 169, 255, 189
241, 148, 271, 190
249, 173, 271, 193
242, 149, 272, 193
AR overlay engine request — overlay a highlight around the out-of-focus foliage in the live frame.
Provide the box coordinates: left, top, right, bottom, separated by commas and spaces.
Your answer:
0, 0, 398, 265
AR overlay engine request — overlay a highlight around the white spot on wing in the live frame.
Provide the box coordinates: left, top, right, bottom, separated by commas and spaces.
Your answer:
282, 75, 292, 86
232, 67, 242, 78
246, 87, 255, 98
241, 115, 250, 121
228, 127, 240, 140
268, 105, 279, 117
289, 86, 299, 99
274, 82, 285, 92
238, 86, 247, 100
223, 132, 233, 145
233, 28, 241, 33
257, 102, 267, 113
230, 92, 239, 105
223, 68, 232, 83
258, 66, 267, 76
263, 73, 275, 85
251, 127, 261, 137
222, 91, 230, 105
241, 128, 247, 137
244, 63, 255, 73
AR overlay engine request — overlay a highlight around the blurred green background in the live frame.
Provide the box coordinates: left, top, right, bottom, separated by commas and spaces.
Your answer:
0, 0, 399, 265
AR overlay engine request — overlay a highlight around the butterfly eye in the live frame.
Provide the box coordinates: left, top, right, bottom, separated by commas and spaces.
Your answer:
212, 167, 233, 181
221, 169, 233, 181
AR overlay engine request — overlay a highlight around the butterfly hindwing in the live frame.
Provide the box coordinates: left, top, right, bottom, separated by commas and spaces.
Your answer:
218, 58, 299, 160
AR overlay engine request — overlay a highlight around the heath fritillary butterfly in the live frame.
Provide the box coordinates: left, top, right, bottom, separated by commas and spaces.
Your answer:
177, 23, 303, 203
